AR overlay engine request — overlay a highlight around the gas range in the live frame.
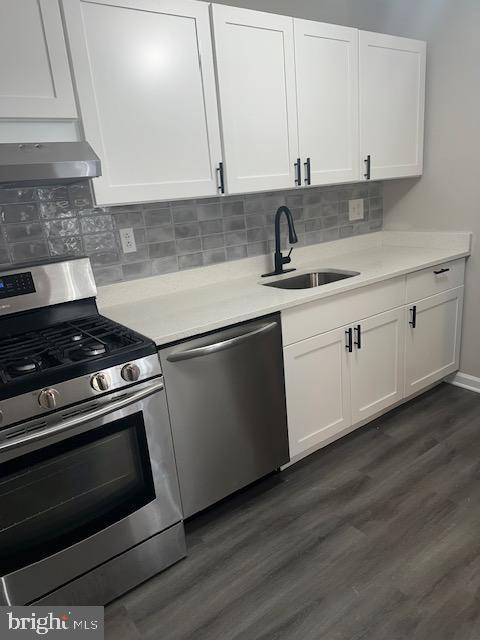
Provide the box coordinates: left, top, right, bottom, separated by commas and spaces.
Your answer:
0, 256, 184, 607
0, 257, 159, 428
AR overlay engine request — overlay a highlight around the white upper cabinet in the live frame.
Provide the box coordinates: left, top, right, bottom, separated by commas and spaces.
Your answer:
211, 5, 299, 194
294, 20, 359, 186
359, 31, 426, 180
0, 0, 76, 119
63, 0, 222, 206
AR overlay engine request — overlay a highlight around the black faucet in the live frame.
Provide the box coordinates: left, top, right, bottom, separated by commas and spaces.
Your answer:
262, 206, 298, 277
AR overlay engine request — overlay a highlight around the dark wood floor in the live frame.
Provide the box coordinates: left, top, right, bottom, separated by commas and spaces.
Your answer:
106, 383, 480, 640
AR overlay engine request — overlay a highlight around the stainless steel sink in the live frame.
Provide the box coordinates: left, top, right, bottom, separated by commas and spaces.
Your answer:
263, 269, 360, 290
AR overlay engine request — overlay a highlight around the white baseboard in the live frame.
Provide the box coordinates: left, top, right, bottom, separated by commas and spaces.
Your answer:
447, 371, 480, 394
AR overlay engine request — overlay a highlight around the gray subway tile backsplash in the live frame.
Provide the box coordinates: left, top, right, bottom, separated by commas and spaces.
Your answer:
122, 260, 152, 281
197, 202, 222, 220
227, 245, 248, 261
11, 240, 49, 262
48, 236, 83, 257
80, 214, 113, 234
151, 255, 178, 275
5, 222, 44, 242
176, 237, 202, 255
83, 232, 116, 253
0, 180, 383, 285
146, 225, 175, 243
113, 211, 144, 228
143, 208, 171, 227
174, 222, 200, 239
225, 230, 247, 246
202, 248, 227, 266
148, 240, 176, 259
1, 203, 39, 223
178, 252, 204, 270
44, 218, 80, 237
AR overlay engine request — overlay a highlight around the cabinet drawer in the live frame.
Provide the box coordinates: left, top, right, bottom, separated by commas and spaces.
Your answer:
282, 276, 404, 345
406, 259, 465, 303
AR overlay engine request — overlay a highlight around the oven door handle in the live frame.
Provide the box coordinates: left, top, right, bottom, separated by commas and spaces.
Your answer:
0, 379, 164, 454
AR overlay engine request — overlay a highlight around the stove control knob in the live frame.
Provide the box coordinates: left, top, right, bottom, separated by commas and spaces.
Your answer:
121, 363, 141, 383
38, 388, 60, 410
91, 372, 111, 392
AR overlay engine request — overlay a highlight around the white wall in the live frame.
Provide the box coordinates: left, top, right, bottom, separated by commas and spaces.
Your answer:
210, 0, 480, 378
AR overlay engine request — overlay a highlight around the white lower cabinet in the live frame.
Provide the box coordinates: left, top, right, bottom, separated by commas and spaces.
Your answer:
405, 287, 464, 397
283, 263, 465, 461
284, 327, 351, 458
350, 308, 405, 424
284, 308, 405, 459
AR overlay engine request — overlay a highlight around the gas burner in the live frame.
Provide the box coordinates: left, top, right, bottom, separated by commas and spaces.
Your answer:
75, 341, 107, 358
82, 342, 106, 357
69, 333, 83, 342
8, 358, 42, 376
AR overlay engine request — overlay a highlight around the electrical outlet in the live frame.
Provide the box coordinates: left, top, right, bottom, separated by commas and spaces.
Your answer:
119, 227, 137, 254
349, 198, 364, 221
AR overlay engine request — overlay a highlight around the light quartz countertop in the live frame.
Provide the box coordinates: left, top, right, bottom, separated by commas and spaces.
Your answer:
98, 231, 471, 346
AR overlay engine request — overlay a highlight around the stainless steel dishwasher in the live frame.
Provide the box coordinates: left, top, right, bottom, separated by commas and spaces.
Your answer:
159, 314, 289, 518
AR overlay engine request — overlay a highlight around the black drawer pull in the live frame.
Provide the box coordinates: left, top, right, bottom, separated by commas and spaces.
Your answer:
364, 154, 371, 180
345, 328, 353, 353
217, 162, 225, 194
304, 157, 311, 186
433, 267, 450, 275
409, 305, 417, 328
294, 158, 302, 186
354, 324, 361, 349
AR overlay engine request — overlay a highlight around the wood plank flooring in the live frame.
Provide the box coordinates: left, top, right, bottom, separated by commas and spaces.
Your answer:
106, 383, 480, 640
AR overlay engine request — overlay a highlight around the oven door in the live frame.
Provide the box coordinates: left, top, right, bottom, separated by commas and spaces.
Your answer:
0, 377, 182, 605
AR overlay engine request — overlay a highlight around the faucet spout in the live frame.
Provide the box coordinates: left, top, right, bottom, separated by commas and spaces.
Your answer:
262, 206, 298, 277
276, 205, 298, 245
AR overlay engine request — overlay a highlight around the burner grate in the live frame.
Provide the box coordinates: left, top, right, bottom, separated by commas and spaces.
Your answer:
0, 316, 144, 385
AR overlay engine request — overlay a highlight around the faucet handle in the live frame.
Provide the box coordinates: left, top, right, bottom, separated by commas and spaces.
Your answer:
283, 248, 293, 264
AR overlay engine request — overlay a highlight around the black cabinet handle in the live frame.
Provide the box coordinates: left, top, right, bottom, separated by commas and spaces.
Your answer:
364, 154, 371, 180
294, 158, 302, 186
304, 157, 311, 185
354, 324, 362, 349
433, 267, 450, 275
216, 162, 225, 194
409, 305, 417, 328
345, 327, 353, 353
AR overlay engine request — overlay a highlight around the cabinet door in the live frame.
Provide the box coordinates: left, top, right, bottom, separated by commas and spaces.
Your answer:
284, 327, 351, 458
211, 5, 298, 194
359, 31, 426, 180
350, 308, 405, 424
0, 0, 76, 118
405, 287, 464, 397
63, 0, 222, 205
294, 20, 359, 186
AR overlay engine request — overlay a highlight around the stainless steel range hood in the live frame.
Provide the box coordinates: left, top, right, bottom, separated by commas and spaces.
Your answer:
0, 141, 101, 186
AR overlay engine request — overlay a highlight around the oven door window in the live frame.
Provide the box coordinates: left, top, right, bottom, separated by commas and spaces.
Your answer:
0, 412, 155, 575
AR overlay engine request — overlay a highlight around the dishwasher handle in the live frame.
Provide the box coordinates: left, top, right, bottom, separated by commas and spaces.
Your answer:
167, 321, 278, 363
